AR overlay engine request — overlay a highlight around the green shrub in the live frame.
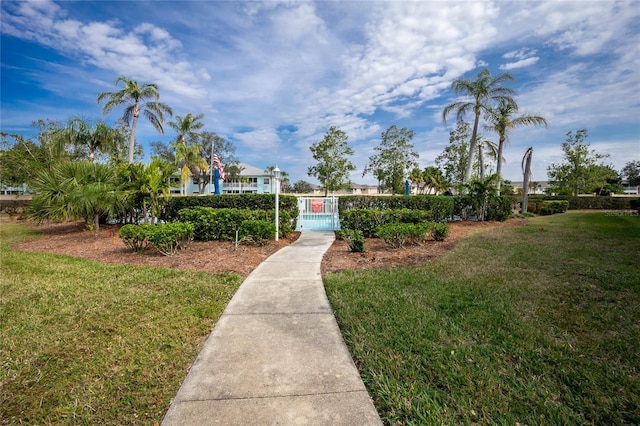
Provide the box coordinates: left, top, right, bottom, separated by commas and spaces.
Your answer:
178, 207, 292, 241
630, 199, 640, 214
162, 193, 298, 226
118, 224, 152, 253
430, 222, 450, 241
339, 229, 365, 252
340, 209, 385, 237
146, 222, 194, 256
453, 195, 513, 221
539, 200, 569, 215
338, 195, 453, 222
119, 222, 194, 255
376, 223, 430, 248
239, 220, 276, 245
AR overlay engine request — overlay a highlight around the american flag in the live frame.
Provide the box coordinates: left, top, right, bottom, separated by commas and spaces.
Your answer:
212, 154, 226, 181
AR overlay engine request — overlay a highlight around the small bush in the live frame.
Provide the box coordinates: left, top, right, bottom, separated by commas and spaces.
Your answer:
118, 224, 152, 253
147, 222, 194, 256
339, 229, 365, 252
239, 220, 276, 245
539, 200, 569, 215
376, 223, 430, 248
430, 222, 449, 241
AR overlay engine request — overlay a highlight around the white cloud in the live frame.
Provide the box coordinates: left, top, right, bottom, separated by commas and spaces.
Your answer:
500, 57, 539, 70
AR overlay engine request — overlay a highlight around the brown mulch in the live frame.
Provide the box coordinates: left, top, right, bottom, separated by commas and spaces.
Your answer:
9, 219, 528, 278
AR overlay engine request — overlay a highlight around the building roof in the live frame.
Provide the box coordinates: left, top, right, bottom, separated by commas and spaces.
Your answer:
236, 163, 269, 176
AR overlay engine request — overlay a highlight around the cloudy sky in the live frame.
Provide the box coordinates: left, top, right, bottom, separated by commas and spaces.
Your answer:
2, 0, 639, 185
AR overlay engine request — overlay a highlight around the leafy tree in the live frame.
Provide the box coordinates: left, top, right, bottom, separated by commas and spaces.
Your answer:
363, 125, 418, 194
308, 126, 356, 196
443, 68, 516, 185
621, 160, 640, 186
67, 117, 123, 163
547, 129, 610, 196
97, 76, 173, 164
484, 99, 547, 191
29, 162, 123, 236
435, 120, 471, 189
0, 120, 82, 189
291, 180, 314, 194
589, 165, 624, 196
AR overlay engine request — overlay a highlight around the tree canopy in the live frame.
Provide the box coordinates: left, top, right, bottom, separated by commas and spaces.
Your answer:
364, 125, 418, 194
307, 126, 356, 196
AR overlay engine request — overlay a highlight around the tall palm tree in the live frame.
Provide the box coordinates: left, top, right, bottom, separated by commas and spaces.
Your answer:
476, 136, 502, 181
484, 100, 547, 191
442, 69, 516, 185
97, 76, 173, 164
423, 166, 447, 194
67, 117, 121, 163
168, 113, 205, 146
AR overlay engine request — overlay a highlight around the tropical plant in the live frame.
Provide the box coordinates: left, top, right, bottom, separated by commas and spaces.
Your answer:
97, 76, 173, 164
521, 147, 533, 214
173, 142, 208, 195
363, 125, 419, 194
67, 117, 123, 163
442, 69, 516, 185
308, 126, 356, 196
465, 174, 501, 221
29, 162, 123, 236
168, 113, 205, 146
484, 99, 547, 191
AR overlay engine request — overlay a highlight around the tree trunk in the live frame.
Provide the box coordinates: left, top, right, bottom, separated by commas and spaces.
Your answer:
478, 144, 485, 180
496, 136, 505, 193
94, 211, 100, 238
522, 148, 533, 214
128, 109, 139, 164
464, 111, 481, 185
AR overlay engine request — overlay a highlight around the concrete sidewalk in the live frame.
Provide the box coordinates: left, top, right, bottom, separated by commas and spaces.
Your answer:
162, 231, 382, 425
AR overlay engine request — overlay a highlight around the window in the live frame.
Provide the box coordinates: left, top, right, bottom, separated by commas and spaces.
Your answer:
264, 178, 270, 185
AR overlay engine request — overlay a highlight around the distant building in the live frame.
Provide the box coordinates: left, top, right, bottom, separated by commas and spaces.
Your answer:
174, 163, 275, 195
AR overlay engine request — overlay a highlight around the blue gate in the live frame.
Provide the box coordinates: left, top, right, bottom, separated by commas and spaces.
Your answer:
296, 197, 340, 231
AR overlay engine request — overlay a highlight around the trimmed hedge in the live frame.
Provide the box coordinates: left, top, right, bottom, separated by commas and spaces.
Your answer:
524, 195, 639, 211
177, 206, 292, 241
162, 193, 299, 226
337, 195, 454, 222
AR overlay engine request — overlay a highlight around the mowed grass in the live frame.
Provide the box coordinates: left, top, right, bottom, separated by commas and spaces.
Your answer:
0, 222, 242, 424
325, 211, 640, 425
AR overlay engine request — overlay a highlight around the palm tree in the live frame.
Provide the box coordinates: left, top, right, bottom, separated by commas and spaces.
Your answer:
168, 113, 207, 195
423, 166, 447, 194
442, 69, 516, 185
521, 147, 533, 214
476, 136, 501, 181
484, 99, 547, 191
465, 174, 501, 221
30, 162, 123, 236
97, 76, 173, 164
408, 167, 424, 194
67, 117, 121, 163
173, 142, 208, 195
168, 113, 205, 146
265, 165, 277, 193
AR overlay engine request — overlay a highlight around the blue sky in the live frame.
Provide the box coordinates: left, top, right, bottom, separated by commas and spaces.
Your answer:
1, 0, 639, 185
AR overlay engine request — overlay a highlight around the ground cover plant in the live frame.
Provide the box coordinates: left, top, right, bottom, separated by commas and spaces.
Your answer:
324, 211, 640, 424
0, 222, 241, 424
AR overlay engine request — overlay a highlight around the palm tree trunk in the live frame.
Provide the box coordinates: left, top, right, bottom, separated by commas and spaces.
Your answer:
128, 113, 138, 164
464, 111, 481, 184
496, 136, 505, 193
522, 148, 533, 214
94, 211, 100, 238
478, 144, 485, 180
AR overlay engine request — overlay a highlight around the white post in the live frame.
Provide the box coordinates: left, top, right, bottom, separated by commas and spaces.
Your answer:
274, 166, 280, 241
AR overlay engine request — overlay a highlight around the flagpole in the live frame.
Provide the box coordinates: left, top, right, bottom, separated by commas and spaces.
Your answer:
210, 142, 214, 194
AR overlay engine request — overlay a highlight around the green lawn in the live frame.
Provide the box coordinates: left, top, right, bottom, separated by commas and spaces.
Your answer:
325, 211, 640, 425
0, 222, 242, 424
